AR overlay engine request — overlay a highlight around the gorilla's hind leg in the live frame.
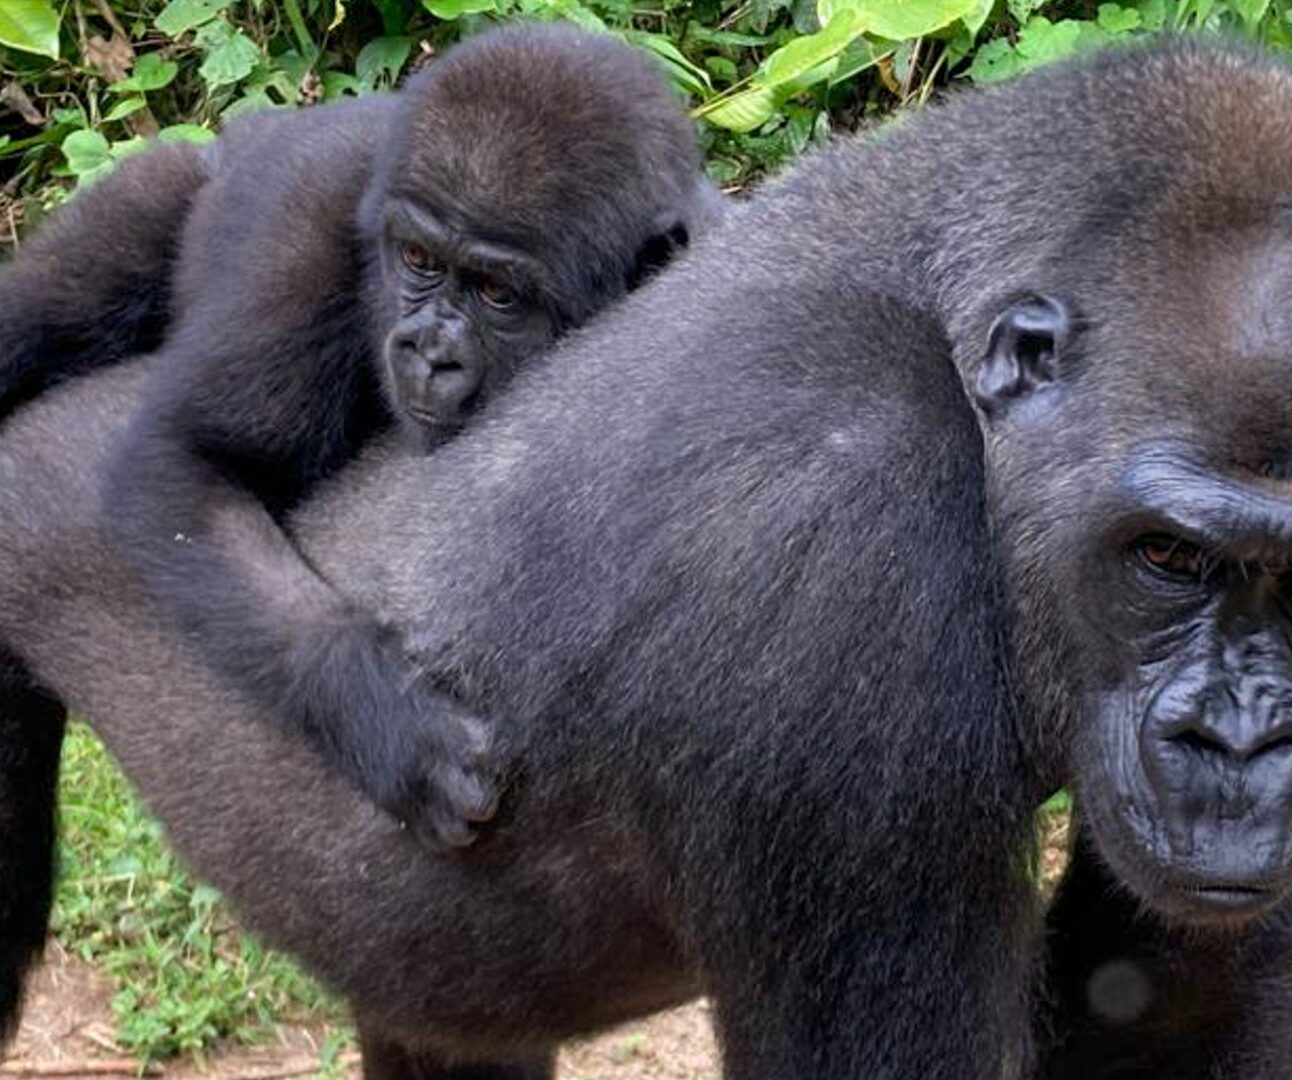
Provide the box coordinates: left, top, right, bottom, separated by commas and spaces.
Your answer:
0, 649, 65, 1049
359, 1031, 554, 1080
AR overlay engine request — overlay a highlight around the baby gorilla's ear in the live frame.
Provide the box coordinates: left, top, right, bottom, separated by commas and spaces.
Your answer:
627, 212, 694, 290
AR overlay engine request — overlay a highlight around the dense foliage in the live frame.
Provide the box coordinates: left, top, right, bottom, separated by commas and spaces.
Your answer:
0, 0, 1290, 236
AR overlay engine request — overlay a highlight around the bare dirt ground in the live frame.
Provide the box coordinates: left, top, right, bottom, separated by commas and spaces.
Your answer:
7, 942, 719, 1079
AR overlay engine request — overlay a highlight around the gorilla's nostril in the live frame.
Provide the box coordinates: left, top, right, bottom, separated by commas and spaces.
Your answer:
429, 360, 466, 376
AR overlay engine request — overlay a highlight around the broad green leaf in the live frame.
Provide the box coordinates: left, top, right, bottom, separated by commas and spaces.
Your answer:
780, 56, 840, 94
959, 0, 993, 36
154, 0, 229, 35
698, 85, 777, 132
964, 35, 1022, 82
1096, 1, 1141, 28
1013, 16, 1084, 67
846, 0, 980, 41
195, 20, 259, 88
626, 30, 713, 96
422, 0, 495, 19
222, 87, 280, 117
685, 24, 770, 46
52, 105, 85, 126
62, 129, 114, 185
1135, 0, 1166, 28
1230, 0, 1269, 30
762, 10, 861, 87
0, 0, 59, 58
516, 0, 606, 28
1005, 0, 1044, 27
321, 70, 361, 99
355, 35, 412, 90
109, 136, 149, 159
110, 53, 179, 93
157, 123, 216, 144
1040, 788, 1071, 814
829, 39, 888, 84
705, 55, 739, 84
103, 96, 147, 122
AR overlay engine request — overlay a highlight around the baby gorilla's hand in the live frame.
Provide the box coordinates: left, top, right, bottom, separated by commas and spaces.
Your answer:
381, 690, 499, 849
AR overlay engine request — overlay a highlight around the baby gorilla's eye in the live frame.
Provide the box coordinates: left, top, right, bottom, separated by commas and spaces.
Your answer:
1135, 533, 1209, 581
479, 279, 518, 311
399, 241, 444, 281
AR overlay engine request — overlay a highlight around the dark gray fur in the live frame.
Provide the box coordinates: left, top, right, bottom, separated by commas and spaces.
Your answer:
5, 34, 1292, 1080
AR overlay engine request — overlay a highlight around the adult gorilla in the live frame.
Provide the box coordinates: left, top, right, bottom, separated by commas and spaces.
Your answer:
4, 35, 1292, 1080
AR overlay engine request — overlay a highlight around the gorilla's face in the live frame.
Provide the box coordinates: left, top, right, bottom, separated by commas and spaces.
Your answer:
376, 197, 560, 448
973, 243, 1292, 925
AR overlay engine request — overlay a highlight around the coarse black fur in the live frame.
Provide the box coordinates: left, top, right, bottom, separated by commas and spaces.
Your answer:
0, 649, 61, 1047
76, 24, 717, 850
1036, 824, 1292, 1078
0, 142, 210, 421
5, 34, 1292, 1080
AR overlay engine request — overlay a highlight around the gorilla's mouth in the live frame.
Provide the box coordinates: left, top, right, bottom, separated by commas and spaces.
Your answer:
1182, 883, 1281, 915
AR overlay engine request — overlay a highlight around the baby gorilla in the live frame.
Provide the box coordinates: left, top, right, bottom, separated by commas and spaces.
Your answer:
0, 24, 717, 849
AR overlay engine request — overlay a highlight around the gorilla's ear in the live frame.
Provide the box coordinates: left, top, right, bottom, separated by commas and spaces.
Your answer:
973, 295, 1071, 419
628, 214, 692, 289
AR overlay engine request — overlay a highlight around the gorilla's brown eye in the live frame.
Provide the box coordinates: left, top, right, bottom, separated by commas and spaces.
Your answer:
399, 241, 441, 279
1135, 534, 1208, 580
479, 279, 517, 310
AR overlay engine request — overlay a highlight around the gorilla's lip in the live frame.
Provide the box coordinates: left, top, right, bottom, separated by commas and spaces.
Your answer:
1187, 884, 1273, 904
1175, 881, 1284, 916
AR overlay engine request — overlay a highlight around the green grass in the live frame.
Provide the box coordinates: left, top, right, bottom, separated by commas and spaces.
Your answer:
54, 721, 352, 1063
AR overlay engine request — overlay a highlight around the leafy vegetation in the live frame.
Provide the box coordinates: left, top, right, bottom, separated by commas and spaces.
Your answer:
1, 0, 1290, 227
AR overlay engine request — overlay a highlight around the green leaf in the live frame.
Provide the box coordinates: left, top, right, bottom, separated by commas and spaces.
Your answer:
421, 0, 495, 19
762, 10, 861, 87
959, 0, 993, 36
1096, 1, 1141, 29
355, 35, 413, 90
1230, 0, 1270, 30
685, 23, 770, 46
0, 0, 60, 58
195, 20, 259, 88
154, 0, 230, 36
110, 53, 179, 93
61, 129, 115, 186
1013, 16, 1097, 69
156, 123, 216, 144
626, 30, 713, 96
516, 0, 606, 27
1005, 0, 1043, 27
321, 70, 361, 99
1040, 788, 1071, 814
109, 135, 150, 159
843, 0, 981, 40
699, 85, 778, 132
1135, 0, 1166, 28
102, 96, 148, 122
964, 35, 1022, 82
830, 38, 889, 84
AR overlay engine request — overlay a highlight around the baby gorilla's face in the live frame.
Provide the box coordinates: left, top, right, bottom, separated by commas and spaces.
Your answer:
377, 199, 558, 447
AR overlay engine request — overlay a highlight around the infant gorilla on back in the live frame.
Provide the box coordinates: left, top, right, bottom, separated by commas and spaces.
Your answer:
0, 22, 719, 850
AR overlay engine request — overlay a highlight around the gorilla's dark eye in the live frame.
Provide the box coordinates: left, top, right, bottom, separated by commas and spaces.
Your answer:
399, 241, 442, 280
1135, 534, 1209, 581
479, 279, 517, 311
